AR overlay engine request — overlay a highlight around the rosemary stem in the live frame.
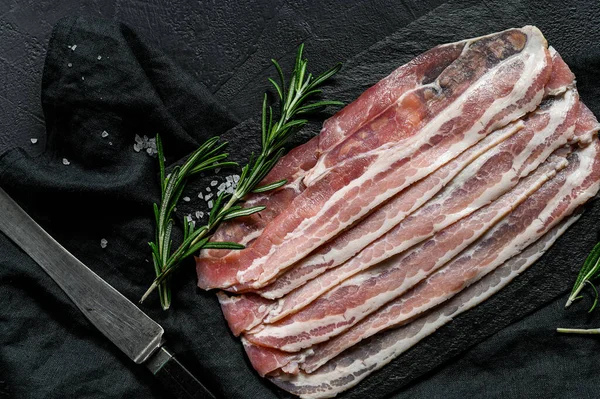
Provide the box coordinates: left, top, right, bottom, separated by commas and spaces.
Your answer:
140, 281, 158, 304
565, 284, 585, 308
556, 327, 600, 334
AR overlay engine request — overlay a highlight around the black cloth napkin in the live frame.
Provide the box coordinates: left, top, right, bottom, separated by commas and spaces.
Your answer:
2, 1, 600, 398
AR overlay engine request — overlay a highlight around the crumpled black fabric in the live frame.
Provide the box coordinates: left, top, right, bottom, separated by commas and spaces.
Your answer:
2, 1, 600, 398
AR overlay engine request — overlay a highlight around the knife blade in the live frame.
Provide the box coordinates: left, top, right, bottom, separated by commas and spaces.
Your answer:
0, 187, 216, 399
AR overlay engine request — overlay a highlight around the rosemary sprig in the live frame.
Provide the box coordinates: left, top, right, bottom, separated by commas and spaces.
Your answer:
140, 44, 342, 308
557, 242, 600, 334
146, 134, 240, 309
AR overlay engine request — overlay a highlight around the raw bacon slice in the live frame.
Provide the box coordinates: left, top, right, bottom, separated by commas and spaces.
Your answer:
197, 40, 466, 289
244, 152, 568, 352
545, 47, 575, 96
259, 89, 580, 326
200, 26, 551, 291
299, 139, 600, 373
269, 213, 580, 398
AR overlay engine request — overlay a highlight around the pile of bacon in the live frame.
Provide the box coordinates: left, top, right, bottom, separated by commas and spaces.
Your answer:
196, 26, 600, 398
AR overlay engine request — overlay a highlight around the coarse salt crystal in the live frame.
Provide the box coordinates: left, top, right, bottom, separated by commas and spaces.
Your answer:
135, 134, 143, 144
206, 187, 211, 192
207, 200, 213, 209
101, 131, 109, 138
71, 44, 77, 51
67, 63, 72, 68
215, 168, 221, 173
205, 193, 213, 201
211, 180, 218, 187
183, 196, 191, 202
62, 158, 70, 165
198, 192, 204, 199
81, 76, 85, 80
186, 214, 193, 222
133, 143, 141, 152
198, 211, 204, 218
233, 175, 240, 182
100, 239, 108, 249
30, 138, 38, 144
195, 211, 201, 218
109, 142, 113, 146
226, 176, 233, 183
97, 55, 102, 60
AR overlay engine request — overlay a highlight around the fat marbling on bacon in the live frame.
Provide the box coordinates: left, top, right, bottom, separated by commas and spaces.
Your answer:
195, 26, 600, 399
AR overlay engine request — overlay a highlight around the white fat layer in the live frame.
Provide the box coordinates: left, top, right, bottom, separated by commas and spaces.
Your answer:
270, 213, 579, 399
239, 27, 549, 287
250, 155, 564, 351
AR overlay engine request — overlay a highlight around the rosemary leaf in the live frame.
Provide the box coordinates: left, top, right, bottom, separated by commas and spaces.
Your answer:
223, 206, 266, 221
203, 242, 246, 250
252, 179, 288, 193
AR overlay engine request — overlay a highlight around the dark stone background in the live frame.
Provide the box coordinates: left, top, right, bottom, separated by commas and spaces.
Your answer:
2, 0, 600, 398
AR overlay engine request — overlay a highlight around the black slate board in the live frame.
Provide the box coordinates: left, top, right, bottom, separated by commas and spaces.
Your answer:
2, 1, 600, 399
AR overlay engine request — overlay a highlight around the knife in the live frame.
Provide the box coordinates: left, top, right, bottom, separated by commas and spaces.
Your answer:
0, 187, 216, 399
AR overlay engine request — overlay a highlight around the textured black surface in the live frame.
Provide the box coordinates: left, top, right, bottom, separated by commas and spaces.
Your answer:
1, 1, 600, 399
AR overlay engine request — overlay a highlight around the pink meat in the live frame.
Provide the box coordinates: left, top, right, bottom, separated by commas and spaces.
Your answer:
545, 47, 575, 96
244, 152, 567, 352
217, 292, 273, 337
241, 337, 308, 377
202, 26, 551, 291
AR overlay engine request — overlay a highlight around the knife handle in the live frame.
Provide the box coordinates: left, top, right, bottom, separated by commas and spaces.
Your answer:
146, 346, 217, 399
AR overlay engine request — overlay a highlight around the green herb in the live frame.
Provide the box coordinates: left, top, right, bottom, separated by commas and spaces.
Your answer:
140, 44, 342, 309
565, 242, 600, 310
557, 242, 600, 334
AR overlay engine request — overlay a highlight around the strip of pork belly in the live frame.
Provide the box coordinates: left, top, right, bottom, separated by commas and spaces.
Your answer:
300, 140, 600, 373
573, 103, 600, 146
241, 336, 314, 377
228, 26, 551, 289
545, 47, 575, 96
259, 88, 579, 327
243, 152, 568, 352
269, 215, 580, 399
197, 42, 466, 291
